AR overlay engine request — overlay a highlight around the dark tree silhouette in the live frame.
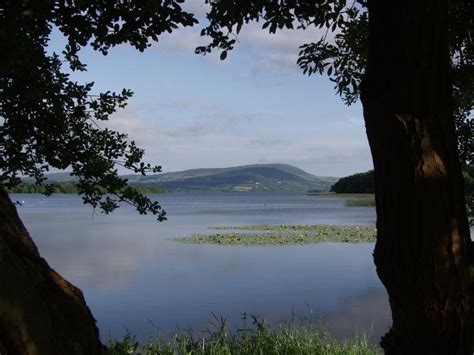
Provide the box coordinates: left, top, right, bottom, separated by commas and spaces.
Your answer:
0, 1, 196, 353
197, 0, 473, 352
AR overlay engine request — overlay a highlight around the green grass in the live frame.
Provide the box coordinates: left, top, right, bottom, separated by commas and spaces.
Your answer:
345, 198, 375, 207
175, 225, 376, 246
108, 316, 379, 355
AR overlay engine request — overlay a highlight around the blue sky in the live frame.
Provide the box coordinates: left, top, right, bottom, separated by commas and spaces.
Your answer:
51, 2, 372, 177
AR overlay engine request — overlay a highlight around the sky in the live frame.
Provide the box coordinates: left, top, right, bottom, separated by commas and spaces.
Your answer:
50, 1, 372, 178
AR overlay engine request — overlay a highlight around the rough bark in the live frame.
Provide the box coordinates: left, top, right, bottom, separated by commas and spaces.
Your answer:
0, 186, 104, 354
361, 0, 474, 353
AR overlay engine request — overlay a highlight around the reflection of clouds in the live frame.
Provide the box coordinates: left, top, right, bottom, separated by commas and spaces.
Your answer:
36, 236, 147, 289
19, 195, 384, 341
322, 287, 391, 343
25, 203, 226, 292
252, 287, 390, 345
30, 215, 163, 290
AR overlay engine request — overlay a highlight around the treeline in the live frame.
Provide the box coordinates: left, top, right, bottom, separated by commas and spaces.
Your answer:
331, 169, 474, 195
330, 171, 375, 193
7, 182, 78, 194
7, 182, 164, 194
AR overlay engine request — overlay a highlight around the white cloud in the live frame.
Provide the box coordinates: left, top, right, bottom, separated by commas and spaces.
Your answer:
157, 26, 208, 55
237, 23, 324, 67
181, 0, 210, 19
104, 103, 371, 177
157, 99, 219, 112
153, 5, 328, 74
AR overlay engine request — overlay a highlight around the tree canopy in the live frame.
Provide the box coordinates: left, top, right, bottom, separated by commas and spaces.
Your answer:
0, 0, 197, 220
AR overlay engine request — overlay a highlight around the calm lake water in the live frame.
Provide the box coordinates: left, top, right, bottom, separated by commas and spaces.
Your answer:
13, 192, 391, 343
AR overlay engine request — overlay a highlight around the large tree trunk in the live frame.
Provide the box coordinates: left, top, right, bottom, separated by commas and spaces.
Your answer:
361, 0, 474, 353
0, 186, 104, 354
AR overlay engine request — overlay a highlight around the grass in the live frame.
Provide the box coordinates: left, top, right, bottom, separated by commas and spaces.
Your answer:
175, 225, 376, 246
344, 198, 375, 207
108, 315, 379, 355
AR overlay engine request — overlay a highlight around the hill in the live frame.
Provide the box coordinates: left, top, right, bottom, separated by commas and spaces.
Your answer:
124, 164, 337, 192
32, 164, 338, 193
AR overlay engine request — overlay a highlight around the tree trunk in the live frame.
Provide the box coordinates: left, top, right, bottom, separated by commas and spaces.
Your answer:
0, 186, 104, 354
361, 0, 474, 353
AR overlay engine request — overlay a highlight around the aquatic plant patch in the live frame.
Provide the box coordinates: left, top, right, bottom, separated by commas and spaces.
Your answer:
176, 225, 376, 246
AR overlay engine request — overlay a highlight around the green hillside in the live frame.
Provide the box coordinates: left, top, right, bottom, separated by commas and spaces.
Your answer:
28, 164, 338, 193
124, 164, 338, 192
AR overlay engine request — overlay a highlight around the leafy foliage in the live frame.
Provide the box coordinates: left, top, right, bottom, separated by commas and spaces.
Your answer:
0, 0, 197, 220
297, 10, 367, 105
464, 166, 474, 225
450, 0, 474, 165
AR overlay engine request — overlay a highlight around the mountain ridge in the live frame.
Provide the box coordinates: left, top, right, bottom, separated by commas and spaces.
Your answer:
27, 164, 338, 192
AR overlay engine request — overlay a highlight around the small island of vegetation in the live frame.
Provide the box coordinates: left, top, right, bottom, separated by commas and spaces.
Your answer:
176, 224, 376, 246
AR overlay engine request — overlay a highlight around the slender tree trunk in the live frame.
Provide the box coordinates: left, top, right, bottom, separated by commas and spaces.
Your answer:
0, 186, 104, 354
361, 0, 474, 353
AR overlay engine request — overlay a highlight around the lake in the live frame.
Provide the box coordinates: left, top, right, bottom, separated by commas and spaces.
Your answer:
13, 192, 391, 343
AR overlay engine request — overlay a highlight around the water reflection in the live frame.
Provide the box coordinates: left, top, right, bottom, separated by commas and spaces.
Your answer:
15, 192, 387, 342
323, 287, 390, 342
